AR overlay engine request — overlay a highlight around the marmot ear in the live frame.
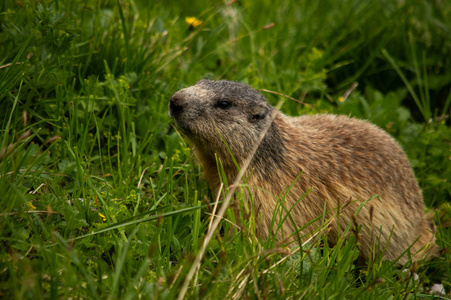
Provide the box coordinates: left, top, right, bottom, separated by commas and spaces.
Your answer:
249, 105, 269, 123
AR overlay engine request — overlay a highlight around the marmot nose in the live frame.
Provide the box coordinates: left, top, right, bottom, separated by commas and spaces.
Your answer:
169, 94, 185, 118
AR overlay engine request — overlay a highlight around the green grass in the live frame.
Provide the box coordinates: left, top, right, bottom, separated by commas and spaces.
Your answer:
1, 0, 451, 298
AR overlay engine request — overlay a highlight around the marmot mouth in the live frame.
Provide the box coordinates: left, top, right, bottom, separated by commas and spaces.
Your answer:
172, 119, 194, 136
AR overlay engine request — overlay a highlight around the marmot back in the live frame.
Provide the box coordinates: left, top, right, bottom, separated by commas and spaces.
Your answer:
169, 79, 438, 264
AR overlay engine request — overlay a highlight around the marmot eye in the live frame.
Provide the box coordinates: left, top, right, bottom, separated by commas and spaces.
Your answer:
217, 100, 232, 110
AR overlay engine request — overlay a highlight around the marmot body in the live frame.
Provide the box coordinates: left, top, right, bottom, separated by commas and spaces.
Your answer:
169, 79, 437, 263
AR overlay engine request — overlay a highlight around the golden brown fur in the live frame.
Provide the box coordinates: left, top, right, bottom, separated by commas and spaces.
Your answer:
169, 79, 438, 264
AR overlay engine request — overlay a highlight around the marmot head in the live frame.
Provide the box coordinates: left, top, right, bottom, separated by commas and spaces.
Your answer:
169, 79, 274, 162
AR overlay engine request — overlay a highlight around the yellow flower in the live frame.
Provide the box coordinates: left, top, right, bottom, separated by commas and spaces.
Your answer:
338, 96, 345, 103
27, 202, 36, 210
185, 17, 203, 28
99, 213, 106, 221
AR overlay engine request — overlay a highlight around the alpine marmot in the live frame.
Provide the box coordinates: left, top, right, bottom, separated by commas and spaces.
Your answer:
169, 79, 438, 264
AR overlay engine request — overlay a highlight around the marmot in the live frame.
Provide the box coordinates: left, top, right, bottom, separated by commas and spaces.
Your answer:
169, 79, 438, 264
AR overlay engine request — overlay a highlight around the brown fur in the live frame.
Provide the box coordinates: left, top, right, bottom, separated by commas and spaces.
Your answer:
169, 79, 438, 264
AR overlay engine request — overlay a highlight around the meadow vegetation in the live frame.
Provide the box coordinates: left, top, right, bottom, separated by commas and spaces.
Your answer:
1, 0, 450, 298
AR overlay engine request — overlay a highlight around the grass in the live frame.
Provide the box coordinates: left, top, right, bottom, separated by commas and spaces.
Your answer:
1, 0, 450, 298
